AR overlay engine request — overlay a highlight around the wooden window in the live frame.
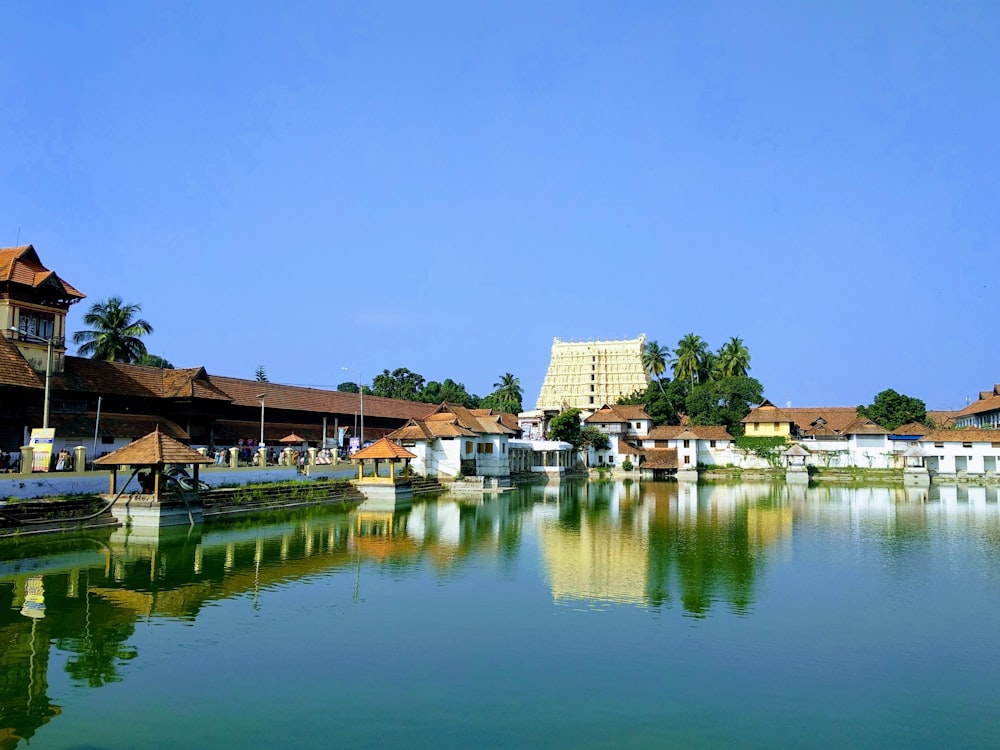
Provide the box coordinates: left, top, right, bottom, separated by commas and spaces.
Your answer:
477, 443, 494, 454
710, 440, 716, 448
465, 441, 473, 453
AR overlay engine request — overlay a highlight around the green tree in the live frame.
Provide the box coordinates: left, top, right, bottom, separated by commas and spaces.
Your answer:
72, 296, 154, 363
672, 333, 709, 388
135, 354, 173, 369
371, 368, 426, 401
422, 378, 480, 408
685, 376, 764, 436
642, 340, 671, 393
547, 408, 583, 447
485, 373, 523, 414
337, 381, 359, 393
582, 425, 611, 451
255, 365, 269, 382
858, 389, 927, 431
715, 336, 751, 378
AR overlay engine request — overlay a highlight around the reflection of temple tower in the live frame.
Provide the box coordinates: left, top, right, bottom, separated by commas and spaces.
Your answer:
536, 336, 649, 411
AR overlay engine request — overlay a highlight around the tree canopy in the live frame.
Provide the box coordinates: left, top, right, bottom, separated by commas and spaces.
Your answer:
135, 354, 173, 369
547, 408, 584, 447
72, 296, 154, 363
482, 373, 523, 414
857, 389, 927, 431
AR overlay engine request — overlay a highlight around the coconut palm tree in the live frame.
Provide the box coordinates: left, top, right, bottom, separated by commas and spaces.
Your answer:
716, 336, 751, 378
72, 296, 154, 363
491, 373, 523, 414
672, 333, 709, 388
642, 340, 671, 393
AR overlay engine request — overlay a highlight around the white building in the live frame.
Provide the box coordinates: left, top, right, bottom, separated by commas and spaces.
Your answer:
387, 404, 517, 484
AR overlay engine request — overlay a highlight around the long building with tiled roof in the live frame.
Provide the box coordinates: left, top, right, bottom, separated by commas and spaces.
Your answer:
0, 245, 441, 457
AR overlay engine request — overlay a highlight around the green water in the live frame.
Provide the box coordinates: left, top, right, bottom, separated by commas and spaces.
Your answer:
2, 480, 999, 749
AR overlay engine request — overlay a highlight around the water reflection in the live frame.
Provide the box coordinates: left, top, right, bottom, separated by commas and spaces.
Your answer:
2, 481, 1000, 747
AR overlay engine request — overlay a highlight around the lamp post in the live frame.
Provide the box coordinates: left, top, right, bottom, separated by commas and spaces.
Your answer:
341, 367, 364, 447
10, 328, 54, 429
256, 393, 266, 447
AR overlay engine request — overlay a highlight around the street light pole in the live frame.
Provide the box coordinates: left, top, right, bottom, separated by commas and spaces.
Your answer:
9, 328, 53, 429
256, 393, 266, 446
342, 367, 364, 448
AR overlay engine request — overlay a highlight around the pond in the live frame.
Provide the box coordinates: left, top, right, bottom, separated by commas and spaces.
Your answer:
2, 479, 999, 749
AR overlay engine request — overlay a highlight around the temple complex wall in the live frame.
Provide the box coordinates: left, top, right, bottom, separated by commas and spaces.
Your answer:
536, 336, 650, 411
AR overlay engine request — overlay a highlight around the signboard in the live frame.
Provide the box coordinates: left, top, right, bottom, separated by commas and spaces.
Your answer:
29, 428, 55, 472
349, 437, 360, 454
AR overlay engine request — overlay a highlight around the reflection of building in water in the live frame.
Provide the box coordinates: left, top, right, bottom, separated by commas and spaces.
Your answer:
536, 481, 796, 613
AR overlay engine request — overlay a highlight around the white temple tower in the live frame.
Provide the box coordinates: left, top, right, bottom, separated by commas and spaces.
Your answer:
535, 335, 650, 411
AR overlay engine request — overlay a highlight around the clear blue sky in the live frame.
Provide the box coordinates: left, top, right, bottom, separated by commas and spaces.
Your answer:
3, 1, 998, 410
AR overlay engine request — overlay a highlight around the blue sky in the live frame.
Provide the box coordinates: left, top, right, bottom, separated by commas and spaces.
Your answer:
3, 1, 998, 410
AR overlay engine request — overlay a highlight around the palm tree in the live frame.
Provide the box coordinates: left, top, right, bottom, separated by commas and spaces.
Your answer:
642, 340, 671, 393
672, 333, 709, 388
72, 297, 154, 363
492, 373, 523, 414
716, 336, 751, 378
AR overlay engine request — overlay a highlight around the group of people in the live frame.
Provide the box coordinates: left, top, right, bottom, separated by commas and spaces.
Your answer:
0, 450, 21, 473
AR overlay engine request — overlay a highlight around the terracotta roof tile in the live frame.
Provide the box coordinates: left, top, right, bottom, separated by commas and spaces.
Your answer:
207, 375, 436, 419
642, 448, 678, 469
351, 437, 416, 460
585, 404, 651, 424
919, 429, 1000, 443
0, 245, 85, 299
0, 334, 44, 388
93, 430, 212, 466
892, 422, 930, 436
646, 425, 732, 441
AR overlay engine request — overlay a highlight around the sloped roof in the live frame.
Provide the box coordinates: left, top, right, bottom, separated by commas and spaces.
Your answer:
783, 443, 810, 456
642, 448, 678, 470
742, 400, 796, 424
0, 334, 44, 388
839, 417, 888, 435
585, 404, 651, 424
892, 422, 931, 436
646, 425, 733, 441
919, 429, 1000, 444
927, 410, 959, 428
207, 375, 436, 420
351, 437, 416, 460
0, 245, 85, 300
470, 409, 521, 433
387, 419, 437, 441
93, 430, 212, 466
954, 391, 1000, 418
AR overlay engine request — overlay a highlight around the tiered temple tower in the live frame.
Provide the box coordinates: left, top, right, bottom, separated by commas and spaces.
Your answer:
535, 335, 649, 411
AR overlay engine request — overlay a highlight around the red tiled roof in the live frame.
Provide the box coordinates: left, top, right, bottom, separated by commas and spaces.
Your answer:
954, 392, 1000, 418
892, 422, 930, 436
0, 245, 85, 300
94, 430, 212, 466
0, 334, 44, 389
646, 425, 732, 441
642, 448, 678, 470
585, 404, 651, 424
919, 429, 1000, 443
207, 375, 436, 419
351, 437, 416, 460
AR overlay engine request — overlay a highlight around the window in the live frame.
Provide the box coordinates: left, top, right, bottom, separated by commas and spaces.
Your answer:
17, 311, 55, 341
465, 441, 473, 454
634, 422, 640, 429
934, 442, 944, 448
710, 440, 716, 448
753, 423, 759, 432
683, 440, 690, 448
477, 443, 494, 454
590, 385, 595, 392
963, 442, 973, 448
773, 422, 780, 430
608, 455, 614, 464
501, 443, 506, 453
589, 397, 594, 404
590, 374, 595, 380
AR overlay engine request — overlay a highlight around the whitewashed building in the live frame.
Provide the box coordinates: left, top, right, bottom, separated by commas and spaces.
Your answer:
387, 404, 517, 484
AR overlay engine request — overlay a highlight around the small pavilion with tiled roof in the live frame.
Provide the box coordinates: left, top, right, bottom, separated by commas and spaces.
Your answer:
94, 430, 213, 528
351, 437, 416, 482
350, 437, 417, 506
